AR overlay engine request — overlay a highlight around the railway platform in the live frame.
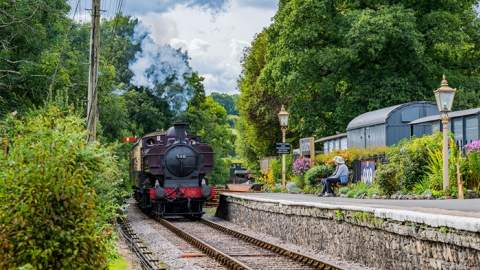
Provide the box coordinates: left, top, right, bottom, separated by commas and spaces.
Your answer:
219, 192, 480, 232
217, 192, 480, 269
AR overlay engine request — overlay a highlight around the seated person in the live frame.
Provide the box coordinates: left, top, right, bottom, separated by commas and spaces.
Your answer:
319, 156, 348, 197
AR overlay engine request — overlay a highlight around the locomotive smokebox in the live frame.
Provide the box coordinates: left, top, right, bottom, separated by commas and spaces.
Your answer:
173, 123, 187, 142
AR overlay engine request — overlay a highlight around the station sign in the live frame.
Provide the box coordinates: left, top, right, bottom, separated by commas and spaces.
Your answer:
276, 142, 291, 154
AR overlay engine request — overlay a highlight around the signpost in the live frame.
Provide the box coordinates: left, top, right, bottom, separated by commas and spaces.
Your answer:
276, 143, 291, 154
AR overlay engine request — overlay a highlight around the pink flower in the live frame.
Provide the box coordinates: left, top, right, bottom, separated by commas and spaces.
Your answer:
293, 157, 311, 175
465, 140, 480, 152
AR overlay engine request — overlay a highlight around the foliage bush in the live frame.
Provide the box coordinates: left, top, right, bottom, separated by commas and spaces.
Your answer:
304, 165, 334, 188
0, 107, 125, 269
337, 182, 382, 198
465, 140, 480, 191
270, 158, 282, 183
292, 175, 305, 189
466, 152, 480, 191
316, 147, 387, 167
375, 133, 443, 194
375, 164, 399, 195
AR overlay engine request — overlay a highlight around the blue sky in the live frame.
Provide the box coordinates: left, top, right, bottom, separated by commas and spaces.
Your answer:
70, 0, 278, 94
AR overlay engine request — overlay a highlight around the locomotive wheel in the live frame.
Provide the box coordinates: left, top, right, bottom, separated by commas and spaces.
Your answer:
153, 201, 165, 218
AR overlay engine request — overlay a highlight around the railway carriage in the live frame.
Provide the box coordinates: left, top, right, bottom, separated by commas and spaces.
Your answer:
130, 123, 214, 217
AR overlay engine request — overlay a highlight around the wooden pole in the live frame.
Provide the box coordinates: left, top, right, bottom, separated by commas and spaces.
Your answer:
281, 128, 286, 190
87, 0, 101, 143
457, 159, 464, 199
442, 114, 449, 190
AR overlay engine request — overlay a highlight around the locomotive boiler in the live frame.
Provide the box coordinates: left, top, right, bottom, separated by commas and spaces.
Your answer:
130, 123, 214, 217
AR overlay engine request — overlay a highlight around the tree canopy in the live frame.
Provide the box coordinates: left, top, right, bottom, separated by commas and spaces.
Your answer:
238, 0, 480, 168
210, 92, 239, 115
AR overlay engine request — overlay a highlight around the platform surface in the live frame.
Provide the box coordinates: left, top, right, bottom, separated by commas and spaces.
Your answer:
221, 192, 480, 232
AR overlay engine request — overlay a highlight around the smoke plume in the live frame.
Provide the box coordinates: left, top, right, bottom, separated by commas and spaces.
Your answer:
129, 23, 194, 113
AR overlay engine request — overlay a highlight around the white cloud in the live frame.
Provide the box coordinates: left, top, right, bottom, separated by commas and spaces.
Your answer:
136, 0, 277, 94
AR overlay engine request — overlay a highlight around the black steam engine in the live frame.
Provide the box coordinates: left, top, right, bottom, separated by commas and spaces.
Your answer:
130, 123, 214, 217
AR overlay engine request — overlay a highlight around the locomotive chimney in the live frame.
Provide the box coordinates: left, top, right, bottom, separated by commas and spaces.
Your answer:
173, 123, 187, 143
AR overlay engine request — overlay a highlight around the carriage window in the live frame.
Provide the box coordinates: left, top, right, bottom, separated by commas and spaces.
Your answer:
465, 116, 478, 144
431, 122, 440, 133
340, 137, 347, 150
146, 138, 155, 146
453, 118, 463, 146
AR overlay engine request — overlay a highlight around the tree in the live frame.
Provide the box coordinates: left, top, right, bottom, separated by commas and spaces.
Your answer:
0, 0, 72, 115
210, 92, 239, 115
238, 0, 480, 169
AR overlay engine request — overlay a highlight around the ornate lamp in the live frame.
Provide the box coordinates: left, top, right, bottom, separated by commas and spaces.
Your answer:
278, 105, 289, 190
434, 75, 456, 113
278, 105, 289, 129
434, 75, 456, 192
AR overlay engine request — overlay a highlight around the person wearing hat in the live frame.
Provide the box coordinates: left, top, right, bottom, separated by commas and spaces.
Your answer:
320, 156, 349, 197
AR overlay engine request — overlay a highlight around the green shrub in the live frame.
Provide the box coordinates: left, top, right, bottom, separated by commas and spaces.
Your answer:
316, 147, 387, 167
338, 186, 350, 195
374, 133, 444, 194
292, 175, 305, 189
0, 106, 125, 269
304, 165, 334, 188
340, 182, 381, 198
303, 185, 323, 194
270, 158, 282, 183
375, 163, 399, 195
413, 136, 465, 196
466, 152, 480, 191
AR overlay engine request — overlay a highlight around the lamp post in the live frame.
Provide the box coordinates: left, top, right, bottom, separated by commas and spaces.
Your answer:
434, 75, 456, 191
278, 105, 289, 190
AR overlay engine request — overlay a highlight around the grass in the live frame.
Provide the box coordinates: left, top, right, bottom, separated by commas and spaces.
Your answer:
108, 256, 128, 270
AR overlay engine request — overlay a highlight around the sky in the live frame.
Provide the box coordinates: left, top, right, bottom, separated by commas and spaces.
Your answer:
71, 0, 278, 94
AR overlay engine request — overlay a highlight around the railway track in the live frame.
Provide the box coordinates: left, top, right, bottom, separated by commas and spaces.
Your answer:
117, 217, 167, 270
156, 217, 342, 270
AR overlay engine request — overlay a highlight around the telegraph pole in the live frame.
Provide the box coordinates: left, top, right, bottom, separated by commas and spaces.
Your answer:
87, 0, 101, 143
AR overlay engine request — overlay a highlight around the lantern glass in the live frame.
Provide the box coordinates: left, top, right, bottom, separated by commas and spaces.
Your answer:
278, 106, 289, 128
435, 89, 455, 112
434, 91, 441, 112
279, 113, 288, 127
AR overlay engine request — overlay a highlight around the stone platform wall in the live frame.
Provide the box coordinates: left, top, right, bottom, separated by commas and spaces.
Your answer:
216, 195, 480, 270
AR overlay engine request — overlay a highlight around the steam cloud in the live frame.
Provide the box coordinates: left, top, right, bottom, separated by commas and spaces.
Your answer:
129, 23, 194, 113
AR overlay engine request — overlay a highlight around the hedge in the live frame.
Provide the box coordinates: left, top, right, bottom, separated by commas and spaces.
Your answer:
0, 106, 125, 269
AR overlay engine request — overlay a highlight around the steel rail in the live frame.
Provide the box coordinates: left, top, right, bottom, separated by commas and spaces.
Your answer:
117, 217, 166, 270
157, 218, 253, 270
200, 218, 342, 270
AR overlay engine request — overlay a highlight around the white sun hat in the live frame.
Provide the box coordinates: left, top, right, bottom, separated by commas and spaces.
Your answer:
333, 156, 345, 164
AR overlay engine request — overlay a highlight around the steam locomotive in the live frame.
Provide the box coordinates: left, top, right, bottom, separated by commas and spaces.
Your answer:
130, 123, 214, 218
